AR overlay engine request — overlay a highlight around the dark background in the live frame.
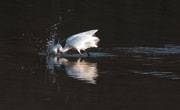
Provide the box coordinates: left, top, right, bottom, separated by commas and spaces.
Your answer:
1, 0, 180, 47
1, 1, 180, 110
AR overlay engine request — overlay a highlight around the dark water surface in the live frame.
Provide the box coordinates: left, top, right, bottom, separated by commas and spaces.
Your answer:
1, 0, 180, 110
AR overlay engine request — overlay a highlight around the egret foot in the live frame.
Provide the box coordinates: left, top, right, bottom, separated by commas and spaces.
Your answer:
85, 50, 90, 56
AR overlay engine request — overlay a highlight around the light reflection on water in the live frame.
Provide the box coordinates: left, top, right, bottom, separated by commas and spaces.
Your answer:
131, 70, 180, 80
117, 45, 180, 55
46, 55, 98, 84
116, 45, 180, 80
43, 44, 180, 82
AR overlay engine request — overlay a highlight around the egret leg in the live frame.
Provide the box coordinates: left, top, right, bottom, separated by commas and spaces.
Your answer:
85, 50, 90, 56
77, 49, 82, 57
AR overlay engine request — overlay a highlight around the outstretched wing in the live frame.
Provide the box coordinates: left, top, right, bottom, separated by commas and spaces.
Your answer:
66, 29, 98, 43
77, 29, 98, 36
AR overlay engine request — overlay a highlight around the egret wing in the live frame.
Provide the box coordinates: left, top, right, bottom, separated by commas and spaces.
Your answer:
66, 29, 98, 43
78, 29, 98, 36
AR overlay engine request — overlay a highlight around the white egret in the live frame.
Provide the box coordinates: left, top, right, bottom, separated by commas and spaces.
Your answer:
51, 29, 100, 56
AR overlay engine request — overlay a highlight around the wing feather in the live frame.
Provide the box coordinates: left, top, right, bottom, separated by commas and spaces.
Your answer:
66, 29, 98, 43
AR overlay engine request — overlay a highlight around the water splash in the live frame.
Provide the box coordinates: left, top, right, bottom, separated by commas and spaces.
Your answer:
46, 17, 62, 54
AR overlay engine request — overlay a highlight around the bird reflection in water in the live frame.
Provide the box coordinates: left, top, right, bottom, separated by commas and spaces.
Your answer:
46, 56, 98, 84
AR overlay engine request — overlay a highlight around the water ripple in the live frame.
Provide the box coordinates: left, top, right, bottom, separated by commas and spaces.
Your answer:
39, 52, 116, 57
116, 45, 180, 55
131, 70, 180, 80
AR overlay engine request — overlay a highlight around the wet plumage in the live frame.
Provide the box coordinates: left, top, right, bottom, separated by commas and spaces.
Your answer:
52, 29, 100, 56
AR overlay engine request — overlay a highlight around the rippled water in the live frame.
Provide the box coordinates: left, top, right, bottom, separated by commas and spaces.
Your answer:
2, 39, 180, 110
116, 45, 180, 80
117, 45, 180, 55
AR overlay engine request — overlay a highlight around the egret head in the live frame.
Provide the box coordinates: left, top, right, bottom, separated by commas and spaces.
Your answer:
51, 43, 63, 54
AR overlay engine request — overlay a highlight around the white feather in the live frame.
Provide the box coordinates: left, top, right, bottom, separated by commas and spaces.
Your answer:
51, 29, 100, 55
